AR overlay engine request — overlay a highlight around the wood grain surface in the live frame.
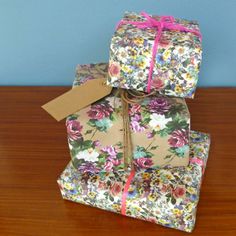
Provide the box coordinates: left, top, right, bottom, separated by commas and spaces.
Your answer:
0, 87, 235, 236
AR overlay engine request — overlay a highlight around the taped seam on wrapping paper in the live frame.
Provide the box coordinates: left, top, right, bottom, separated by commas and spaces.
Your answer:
121, 170, 136, 215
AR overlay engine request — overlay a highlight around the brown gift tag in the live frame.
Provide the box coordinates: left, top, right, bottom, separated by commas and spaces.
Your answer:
42, 78, 112, 121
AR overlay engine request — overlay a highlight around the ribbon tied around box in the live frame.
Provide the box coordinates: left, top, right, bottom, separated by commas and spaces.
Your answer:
116, 12, 202, 93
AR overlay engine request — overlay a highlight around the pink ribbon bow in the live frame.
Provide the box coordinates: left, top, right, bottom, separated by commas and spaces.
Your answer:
117, 12, 202, 93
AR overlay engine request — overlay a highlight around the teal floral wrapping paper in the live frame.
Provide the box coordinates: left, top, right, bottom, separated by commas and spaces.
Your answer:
58, 131, 210, 232
67, 63, 190, 173
107, 12, 202, 98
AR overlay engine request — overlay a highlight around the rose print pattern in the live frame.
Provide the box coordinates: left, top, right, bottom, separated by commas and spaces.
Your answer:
107, 12, 202, 98
58, 131, 211, 232
66, 120, 83, 141
67, 63, 190, 173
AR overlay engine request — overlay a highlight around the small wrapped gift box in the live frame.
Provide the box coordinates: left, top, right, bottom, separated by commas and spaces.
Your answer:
58, 131, 210, 232
67, 63, 190, 173
107, 12, 202, 98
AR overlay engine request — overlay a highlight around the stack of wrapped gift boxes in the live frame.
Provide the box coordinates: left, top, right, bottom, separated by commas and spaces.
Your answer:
46, 12, 210, 232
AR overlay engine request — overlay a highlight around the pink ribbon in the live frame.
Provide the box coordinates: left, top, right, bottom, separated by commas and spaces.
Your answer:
121, 169, 135, 215
117, 12, 202, 93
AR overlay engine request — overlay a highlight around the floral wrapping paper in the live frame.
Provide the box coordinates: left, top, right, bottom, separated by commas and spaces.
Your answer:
107, 12, 202, 98
58, 131, 210, 232
67, 63, 190, 173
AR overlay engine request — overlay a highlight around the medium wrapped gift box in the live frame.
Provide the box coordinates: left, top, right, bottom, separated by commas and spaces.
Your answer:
58, 131, 210, 232
107, 12, 202, 98
67, 63, 190, 173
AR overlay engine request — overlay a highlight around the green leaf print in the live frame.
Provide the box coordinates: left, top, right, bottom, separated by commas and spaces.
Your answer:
84, 129, 93, 135
166, 104, 185, 117
67, 114, 79, 121
171, 197, 177, 205
150, 145, 159, 150
166, 114, 189, 133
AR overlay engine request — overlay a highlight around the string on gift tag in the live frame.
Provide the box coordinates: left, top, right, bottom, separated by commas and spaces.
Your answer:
116, 12, 202, 93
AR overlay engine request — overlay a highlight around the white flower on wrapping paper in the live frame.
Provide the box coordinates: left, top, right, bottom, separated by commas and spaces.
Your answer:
75, 148, 99, 162
105, 96, 121, 109
68, 143, 73, 150
149, 114, 172, 131
116, 47, 129, 63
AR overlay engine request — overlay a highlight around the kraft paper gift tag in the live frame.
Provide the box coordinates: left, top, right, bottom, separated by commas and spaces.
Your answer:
42, 78, 112, 121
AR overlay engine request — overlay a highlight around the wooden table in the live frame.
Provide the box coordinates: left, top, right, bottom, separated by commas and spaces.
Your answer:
0, 87, 236, 236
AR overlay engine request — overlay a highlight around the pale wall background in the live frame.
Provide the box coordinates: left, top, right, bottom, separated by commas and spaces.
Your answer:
0, 0, 235, 86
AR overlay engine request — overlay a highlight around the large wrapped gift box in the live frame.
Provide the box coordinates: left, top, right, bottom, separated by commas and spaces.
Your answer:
67, 63, 190, 173
107, 12, 202, 98
58, 131, 210, 232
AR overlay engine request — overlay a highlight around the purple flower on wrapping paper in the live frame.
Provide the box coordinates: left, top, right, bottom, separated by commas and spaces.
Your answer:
79, 76, 93, 85
148, 97, 171, 114
93, 140, 101, 147
77, 162, 100, 174
134, 157, 153, 169
156, 54, 165, 66
147, 132, 155, 139
128, 189, 137, 198
130, 114, 146, 132
101, 145, 117, 158
168, 129, 188, 147
87, 102, 113, 120
190, 194, 197, 201
66, 120, 83, 141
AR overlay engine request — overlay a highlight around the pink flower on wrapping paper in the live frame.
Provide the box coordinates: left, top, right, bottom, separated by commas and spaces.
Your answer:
111, 159, 121, 166
66, 120, 83, 141
108, 62, 120, 77
98, 181, 107, 190
151, 76, 165, 90
190, 157, 205, 173
190, 157, 204, 166
101, 146, 117, 157
134, 157, 153, 169
161, 184, 170, 193
87, 103, 113, 120
159, 38, 170, 48
129, 104, 141, 115
110, 182, 122, 196
172, 186, 186, 199
168, 129, 188, 147
191, 57, 195, 65
147, 217, 158, 224
130, 114, 146, 133
148, 97, 171, 114
104, 161, 114, 172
